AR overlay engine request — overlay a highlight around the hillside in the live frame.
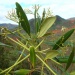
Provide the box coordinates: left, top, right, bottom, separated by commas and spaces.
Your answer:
46, 15, 75, 30
29, 15, 75, 34
0, 15, 75, 33
68, 17, 75, 20
0, 23, 17, 29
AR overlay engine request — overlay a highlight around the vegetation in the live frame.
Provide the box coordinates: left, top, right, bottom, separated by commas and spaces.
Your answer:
0, 2, 75, 75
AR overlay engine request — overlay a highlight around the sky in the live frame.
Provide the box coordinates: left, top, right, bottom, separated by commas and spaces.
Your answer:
0, 0, 75, 24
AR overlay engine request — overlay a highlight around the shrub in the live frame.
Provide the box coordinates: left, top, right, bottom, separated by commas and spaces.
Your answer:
0, 2, 75, 75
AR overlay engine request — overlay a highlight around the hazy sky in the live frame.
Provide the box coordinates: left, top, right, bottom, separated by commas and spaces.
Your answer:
0, 0, 75, 24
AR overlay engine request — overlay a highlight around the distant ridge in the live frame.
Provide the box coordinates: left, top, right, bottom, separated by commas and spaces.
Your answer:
29, 15, 75, 33
0, 23, 17, 29
55, 15, 66, 23
68, 17, 75, 20
29, 15, 67, 30
0, 15, 75, 32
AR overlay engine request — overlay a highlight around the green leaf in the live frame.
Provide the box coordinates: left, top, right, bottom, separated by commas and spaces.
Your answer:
51, 59, 61, 65
14, 69, 31, 75
65, 46, 75, 70
57, 56, 75, 63
30, 46, 36, 68
0, 42, 12, 47
37, 16, 56, 38
5, 74, 10, 75
58, 66, 70, 75
70, 71, 75, 75
0, 69, 2, 72
45, 50, 59, 60
52, 29, 75, 50
36, 17, 41, 33
16, 2, 30, 36
41, 8, 46, 22
36, 54, 57, 75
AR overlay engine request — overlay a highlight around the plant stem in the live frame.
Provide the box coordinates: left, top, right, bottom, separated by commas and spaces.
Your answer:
41, 63, 44, 75
34, 5, 37, 34
6, 48, 25, 74
8, 37, 29, 50
36, 54, 57, 75
0, 54, 30, 74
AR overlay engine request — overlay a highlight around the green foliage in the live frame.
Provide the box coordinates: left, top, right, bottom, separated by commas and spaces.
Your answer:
0, 42, 12, 47
65, 45, 75, 70
70, 71, 75, 75
57, 57, 75, 63
52, 29, 75, 50
14, 69, 31, 75
37, 17, 56, 37
30, 46, 36, 68
0, 2, 75, 75
16, 2, 30, 36
45, 50, 59, 60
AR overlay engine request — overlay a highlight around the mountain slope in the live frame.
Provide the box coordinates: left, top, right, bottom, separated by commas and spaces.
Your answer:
0, 15, 75, 32
0, 23, 17, 29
